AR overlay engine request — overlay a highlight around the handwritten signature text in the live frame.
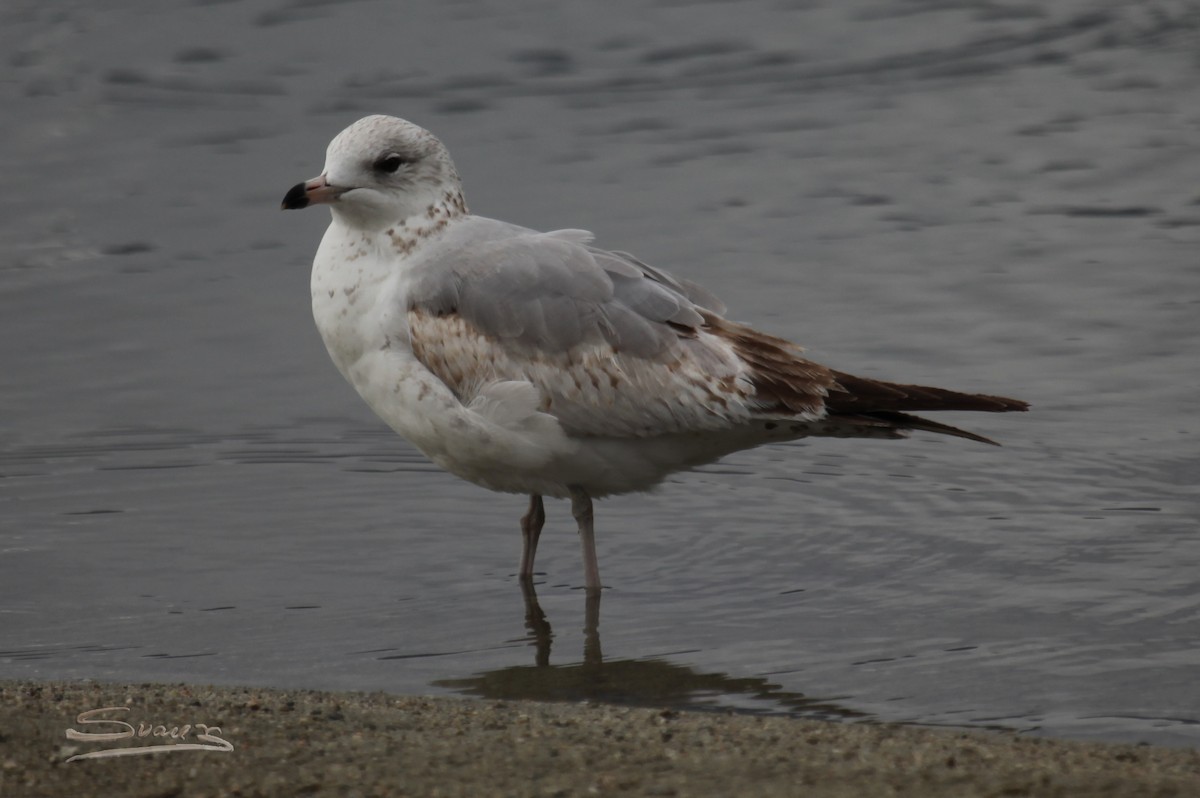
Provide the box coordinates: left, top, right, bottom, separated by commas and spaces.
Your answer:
65, 706, 234, 762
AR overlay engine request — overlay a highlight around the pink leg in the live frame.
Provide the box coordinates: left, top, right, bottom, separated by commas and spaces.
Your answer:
518, 494, 545, 579
569, 487, 602, 591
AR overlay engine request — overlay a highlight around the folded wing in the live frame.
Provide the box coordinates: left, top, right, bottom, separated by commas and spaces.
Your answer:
405, 220, 1026, 442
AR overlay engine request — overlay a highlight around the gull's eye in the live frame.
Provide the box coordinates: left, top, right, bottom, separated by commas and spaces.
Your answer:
374, 153, 408, 174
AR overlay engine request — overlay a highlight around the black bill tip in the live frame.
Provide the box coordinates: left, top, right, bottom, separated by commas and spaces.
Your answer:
281, 182, 310, 210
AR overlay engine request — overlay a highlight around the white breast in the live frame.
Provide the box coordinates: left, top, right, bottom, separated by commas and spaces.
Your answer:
310, 220, 579, 494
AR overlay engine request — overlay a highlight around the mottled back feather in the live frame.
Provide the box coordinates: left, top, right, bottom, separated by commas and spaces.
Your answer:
405, 218, 1027, 443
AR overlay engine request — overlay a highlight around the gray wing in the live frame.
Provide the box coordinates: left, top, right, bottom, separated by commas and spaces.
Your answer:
410, 223, 706, 356
404, 219, 1021, 445
405, 220, 767, 436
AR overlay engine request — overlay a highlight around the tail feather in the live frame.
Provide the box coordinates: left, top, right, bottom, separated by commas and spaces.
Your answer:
827, 371, 1029, 414
856, 411, 1005, 446
702, 311, 1028, 444
823, 374, 1028, 445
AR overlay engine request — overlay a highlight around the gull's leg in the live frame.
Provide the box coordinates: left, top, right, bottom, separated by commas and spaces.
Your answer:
518, 494, 545, 579
568, 486, 601, 591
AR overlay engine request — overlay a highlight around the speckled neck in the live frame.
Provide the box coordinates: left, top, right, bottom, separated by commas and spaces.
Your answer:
383, 189, 469, 255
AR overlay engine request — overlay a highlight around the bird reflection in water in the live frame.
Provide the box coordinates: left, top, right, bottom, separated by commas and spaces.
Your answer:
433, 581, 869, 723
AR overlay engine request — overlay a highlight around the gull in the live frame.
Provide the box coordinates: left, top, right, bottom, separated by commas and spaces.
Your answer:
282, 115, 1028, 591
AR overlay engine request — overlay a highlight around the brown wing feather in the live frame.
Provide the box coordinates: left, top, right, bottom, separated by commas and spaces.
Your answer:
701, 314, 837, 417
411, 299, 1027, 445
826, 380, 1028, 445
837, 411, 1007, 446
826, 371, 1030, 414
407, 308, 768, 437
703, 312, 1028, 444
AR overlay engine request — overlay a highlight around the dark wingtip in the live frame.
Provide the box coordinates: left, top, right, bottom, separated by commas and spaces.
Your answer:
868, 411, 1006, 445
978, 394, 1030, 413
281, 182, 310, 210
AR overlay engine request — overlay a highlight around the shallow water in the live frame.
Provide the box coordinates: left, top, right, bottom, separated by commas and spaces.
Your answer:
3, 0, 1199, 747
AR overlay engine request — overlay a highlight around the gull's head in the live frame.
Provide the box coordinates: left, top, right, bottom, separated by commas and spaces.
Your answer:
281, 115, 465, 230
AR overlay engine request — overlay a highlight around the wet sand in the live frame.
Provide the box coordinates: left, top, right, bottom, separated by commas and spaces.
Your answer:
4, 681, 1197, 797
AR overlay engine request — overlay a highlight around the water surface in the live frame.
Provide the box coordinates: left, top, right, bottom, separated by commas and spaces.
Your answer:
2, 0, 1198, 747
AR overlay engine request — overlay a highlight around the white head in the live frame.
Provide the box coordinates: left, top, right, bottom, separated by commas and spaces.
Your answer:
282, 115, 466, 231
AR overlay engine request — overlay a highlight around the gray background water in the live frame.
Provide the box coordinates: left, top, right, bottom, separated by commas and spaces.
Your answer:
3, 0, 1198, 747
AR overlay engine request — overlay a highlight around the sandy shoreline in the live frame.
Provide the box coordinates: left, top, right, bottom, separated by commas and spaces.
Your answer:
2, 681, 1196, 797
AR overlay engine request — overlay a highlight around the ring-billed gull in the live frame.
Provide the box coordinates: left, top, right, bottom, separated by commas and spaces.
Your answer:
281, 115, 1028, 591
